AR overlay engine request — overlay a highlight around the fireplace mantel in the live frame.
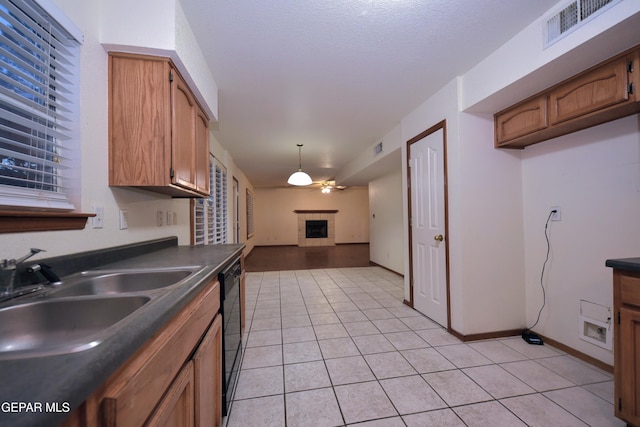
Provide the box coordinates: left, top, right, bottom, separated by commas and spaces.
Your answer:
294, 210, 338, 214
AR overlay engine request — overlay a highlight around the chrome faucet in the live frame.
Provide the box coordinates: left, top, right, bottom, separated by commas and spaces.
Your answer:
1, 248, 46, 299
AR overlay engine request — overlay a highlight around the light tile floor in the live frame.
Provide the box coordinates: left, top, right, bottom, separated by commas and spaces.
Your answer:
224, 267, 623, 427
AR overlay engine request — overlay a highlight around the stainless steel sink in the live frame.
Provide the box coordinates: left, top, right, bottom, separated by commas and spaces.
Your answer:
0, 296, 150, 359
49, 269, 193, 297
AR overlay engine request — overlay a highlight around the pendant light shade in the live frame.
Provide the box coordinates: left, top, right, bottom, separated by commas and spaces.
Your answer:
287, 144, 312, 186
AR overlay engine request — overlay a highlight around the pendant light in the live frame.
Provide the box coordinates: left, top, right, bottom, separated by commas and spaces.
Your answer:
287, 144, 312, 186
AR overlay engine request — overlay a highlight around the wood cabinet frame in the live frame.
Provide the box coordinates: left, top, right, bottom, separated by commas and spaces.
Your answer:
495, 45, 640, 149
108, 53, 210, 197
613, 269, 640, 426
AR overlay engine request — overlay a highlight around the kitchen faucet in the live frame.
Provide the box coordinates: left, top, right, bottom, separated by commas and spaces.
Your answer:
0, 248, 48, 301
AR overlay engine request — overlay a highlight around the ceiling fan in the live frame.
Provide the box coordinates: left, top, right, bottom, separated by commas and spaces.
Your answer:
311, 180, 348, 193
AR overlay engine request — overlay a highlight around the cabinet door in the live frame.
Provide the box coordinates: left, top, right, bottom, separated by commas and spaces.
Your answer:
109, 55, 170, 187
549, 57, 630, 125
193, 314, 223, 427
494, 96, 548, 146
618, 306, 640, 425
194, 106, 210, 195
146, 361, 195, 427
171, 70, 196, 190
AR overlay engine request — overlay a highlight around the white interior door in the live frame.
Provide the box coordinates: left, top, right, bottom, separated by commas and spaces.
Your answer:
409, 125, 448, 327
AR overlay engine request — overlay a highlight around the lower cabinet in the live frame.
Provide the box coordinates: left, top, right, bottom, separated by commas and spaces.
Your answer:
146, 362, 195, 427
60, 280, 222, 427
613, 270, 640, 426
194, 314, 223, 427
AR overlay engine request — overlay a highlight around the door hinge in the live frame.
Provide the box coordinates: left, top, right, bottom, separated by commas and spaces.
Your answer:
628, 60, 634, 73
618, 398, 622, 411
169, 70, 174, 82
628, 83, 634, 95
170, 168, 175, 179
618, 311, 621, 325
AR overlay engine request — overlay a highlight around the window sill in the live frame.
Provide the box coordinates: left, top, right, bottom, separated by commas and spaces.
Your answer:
0, 211, 95, 233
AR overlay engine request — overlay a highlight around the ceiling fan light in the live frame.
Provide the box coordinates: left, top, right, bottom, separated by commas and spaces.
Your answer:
288, 170, 313, 186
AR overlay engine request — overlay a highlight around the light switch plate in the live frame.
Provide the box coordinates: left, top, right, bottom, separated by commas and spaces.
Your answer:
93, 205, 104, 229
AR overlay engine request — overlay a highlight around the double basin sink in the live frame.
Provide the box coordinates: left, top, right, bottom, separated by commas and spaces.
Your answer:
0, 268, 196, 360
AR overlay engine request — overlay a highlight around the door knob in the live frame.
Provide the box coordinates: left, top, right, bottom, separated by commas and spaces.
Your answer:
434, 234, 444, 242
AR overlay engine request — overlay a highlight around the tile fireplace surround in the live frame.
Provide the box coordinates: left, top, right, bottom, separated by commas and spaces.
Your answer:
295, 210, 337, 247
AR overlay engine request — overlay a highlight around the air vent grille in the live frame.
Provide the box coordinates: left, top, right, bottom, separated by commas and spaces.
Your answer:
374, 141, 383, 156
544, 0, 620, 49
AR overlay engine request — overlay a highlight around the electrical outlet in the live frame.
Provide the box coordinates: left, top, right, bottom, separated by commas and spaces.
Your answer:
550, 206, 561, 221
156, 210, 163, 227
119, 210, 128, 230
92, 205, 104, 229
166, 211, 175, 226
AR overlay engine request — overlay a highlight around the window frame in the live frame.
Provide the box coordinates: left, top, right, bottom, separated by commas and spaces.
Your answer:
0, 0, 91, 233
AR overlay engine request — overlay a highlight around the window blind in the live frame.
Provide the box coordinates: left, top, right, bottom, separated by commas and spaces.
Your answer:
0, 0, 80, 210
193, 198, 205, 246
214, 159, 228, 244
193, 154, 228, 246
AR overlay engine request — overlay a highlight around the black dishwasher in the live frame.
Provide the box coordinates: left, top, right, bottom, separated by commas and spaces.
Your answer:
219, 258, 242, 416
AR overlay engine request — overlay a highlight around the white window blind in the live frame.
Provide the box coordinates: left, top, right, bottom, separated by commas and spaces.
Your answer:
193, 197, 205, 245
214, 159, 228, 244
192, 155, 228, 246
246, 188, 254, 239
0, 0, 80, 210
206, 157, 215, 244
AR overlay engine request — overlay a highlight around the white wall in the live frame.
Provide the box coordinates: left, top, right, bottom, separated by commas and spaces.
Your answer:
369, 170, 404, 274
253, 187, 369, 246
400, 78, 526, 335
521, 115, 640, 366
100, 0, 218, 120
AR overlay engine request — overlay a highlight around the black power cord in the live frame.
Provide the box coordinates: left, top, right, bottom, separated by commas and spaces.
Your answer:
522, 209, 556, 345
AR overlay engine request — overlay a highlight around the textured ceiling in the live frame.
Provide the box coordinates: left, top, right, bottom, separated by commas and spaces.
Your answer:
181, 0, 559, 188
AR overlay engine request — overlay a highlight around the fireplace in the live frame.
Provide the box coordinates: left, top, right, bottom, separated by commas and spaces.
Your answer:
306, 220, 328, 238
295, 210, 337, 247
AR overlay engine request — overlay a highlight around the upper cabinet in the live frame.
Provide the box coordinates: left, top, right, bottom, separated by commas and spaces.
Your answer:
109, 53, 210, 197
495, 45, 640, 149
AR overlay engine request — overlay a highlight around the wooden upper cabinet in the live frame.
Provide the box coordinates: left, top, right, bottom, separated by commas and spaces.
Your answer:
109, 53, 210, 197
194, 106, 210, 195
171, 72, 197, 191
549, 57, 630, 125
495, 45, 640, 149
495, 97, 548, 147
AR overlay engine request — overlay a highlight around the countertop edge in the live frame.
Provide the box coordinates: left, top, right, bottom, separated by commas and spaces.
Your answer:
0, 242, 245, 427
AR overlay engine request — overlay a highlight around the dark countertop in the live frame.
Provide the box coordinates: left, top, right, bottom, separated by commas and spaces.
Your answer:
606, 257, 640, 272
0, 239, 244, 427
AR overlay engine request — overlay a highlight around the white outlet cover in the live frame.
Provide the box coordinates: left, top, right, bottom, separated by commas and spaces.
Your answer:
119, 210, 128, 230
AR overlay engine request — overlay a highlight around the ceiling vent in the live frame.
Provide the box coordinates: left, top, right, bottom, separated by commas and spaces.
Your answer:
373, 141, 383, 157
544, 0, 621, 49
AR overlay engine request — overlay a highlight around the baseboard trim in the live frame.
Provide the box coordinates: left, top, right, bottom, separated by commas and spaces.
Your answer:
448, 328, 523, 342
442, 327, 613, 373
403, 299, 413, 308
369, 261, 403, 277
537, 333, 613, 374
